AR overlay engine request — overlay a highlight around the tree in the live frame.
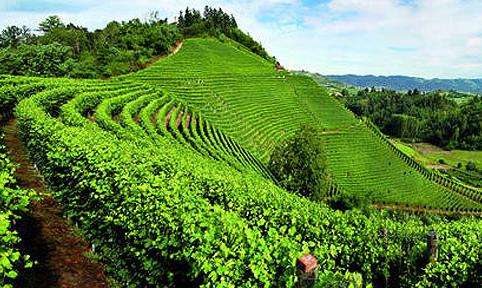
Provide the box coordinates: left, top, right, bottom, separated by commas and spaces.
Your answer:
0, 26, 33, 48
147, 10, 167, 25
466, 161, 477, 172
0, 43, 73, 77
175, 6, 273, 62
40, 23, 90, 55
269, 125, 328, 199
38, 15, 65, 33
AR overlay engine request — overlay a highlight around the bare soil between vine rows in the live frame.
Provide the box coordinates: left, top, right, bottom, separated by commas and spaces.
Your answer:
3, 119, 108, 288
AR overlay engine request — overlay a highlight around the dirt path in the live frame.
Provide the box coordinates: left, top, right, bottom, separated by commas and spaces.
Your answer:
3, 119, 108, 288
170, 40, 183, 55
142, 40, 183, 69
373, 203, 481, 217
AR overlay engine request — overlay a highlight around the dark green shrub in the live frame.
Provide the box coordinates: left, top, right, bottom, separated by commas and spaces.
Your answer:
269, 125, 328, 199
328, 192, 372, 211
465, 161, 477, 172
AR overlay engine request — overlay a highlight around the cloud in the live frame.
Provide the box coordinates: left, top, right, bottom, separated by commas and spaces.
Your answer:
0, 0, 481, 78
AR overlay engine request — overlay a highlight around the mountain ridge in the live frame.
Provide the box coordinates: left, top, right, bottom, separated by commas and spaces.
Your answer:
326, 74, 482, 94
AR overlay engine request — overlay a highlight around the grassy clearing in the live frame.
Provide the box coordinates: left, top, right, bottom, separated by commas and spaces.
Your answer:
391, 138, 481, 188
391, 139, 481, 168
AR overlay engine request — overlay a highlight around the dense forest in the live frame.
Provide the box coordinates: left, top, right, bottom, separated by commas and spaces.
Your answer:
327, 74, 482, 94
0, 14, 180, 78
343, 88, 482, 150
0, 6, 272, 79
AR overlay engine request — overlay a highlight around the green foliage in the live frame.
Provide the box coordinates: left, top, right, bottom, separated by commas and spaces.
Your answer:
15, 85, 303, 287
1, 38, 481, 287
7, 73, 480, 287
345, 88, 482, 150
38, 16, 65, 33
0, 26, 34, 49
0, 43, 73, 77
269, 125, 327, 198
0, 7, 272, 78
466, 161, 477, 172
178, 6, 236, 37
130, 38, 481, 211
0, 15, 181, 78
315, 271, 368, 288
0, 78, 46, 123
327, 192, 371, 211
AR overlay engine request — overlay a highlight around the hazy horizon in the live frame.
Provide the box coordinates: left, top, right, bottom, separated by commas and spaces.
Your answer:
322, 73, 482, 80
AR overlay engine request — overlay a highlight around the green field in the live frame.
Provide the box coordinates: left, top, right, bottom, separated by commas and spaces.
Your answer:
392, 139, 482, 188
1, 38, 481, 287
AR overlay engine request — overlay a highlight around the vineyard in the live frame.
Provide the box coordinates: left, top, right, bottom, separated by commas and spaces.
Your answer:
0, 38, 481, 286
129, 38, 482, 212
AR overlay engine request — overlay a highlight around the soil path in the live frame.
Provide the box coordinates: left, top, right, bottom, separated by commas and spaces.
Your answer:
373, 203, 481, 217
142, 40, 183, 70
3, 119, 108, 288
171, 40, 183, 55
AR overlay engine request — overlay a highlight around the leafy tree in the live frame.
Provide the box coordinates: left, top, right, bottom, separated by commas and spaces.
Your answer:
269, 125, 328, 199
0, 14, 180, 78
40, 23, 90, 55
38, 15, 65, 33
0, 7, 270, 78
466, 161, 477, 172
0, 26, 34, 48
327, 192, 371, 211
0, 43, 74, 77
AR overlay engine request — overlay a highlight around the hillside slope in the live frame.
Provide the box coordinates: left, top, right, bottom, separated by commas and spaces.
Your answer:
128, 38, 481, 212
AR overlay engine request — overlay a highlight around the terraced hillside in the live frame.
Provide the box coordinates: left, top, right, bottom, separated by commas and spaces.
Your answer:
0, 38, 481, 287
128, 38, 482, 212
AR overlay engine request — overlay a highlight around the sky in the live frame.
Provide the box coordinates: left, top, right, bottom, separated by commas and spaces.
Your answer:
1, 0, 481, 79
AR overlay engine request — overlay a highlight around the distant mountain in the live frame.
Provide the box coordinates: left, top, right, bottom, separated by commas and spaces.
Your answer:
326, 75, 482, 94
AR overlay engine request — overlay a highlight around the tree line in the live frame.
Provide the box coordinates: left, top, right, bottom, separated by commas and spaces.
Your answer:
344, 88, 482, 150
177, 7, 273, 62
0, 14, 180, 78
0, 6, 273, 79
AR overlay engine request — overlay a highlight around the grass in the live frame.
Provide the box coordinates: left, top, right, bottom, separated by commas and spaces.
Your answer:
391, 138, 482, 188
391, 139, 482, 168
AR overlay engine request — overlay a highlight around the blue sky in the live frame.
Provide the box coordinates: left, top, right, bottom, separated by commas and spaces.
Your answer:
1, 0, 481, 78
